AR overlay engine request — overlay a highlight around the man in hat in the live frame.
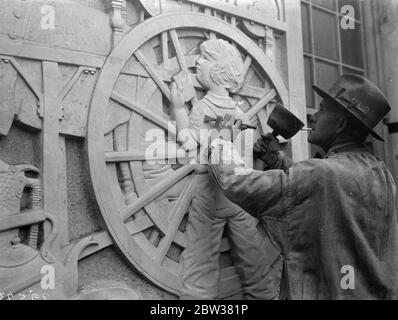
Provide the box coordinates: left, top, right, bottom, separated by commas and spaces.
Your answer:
208, 74, 398, 299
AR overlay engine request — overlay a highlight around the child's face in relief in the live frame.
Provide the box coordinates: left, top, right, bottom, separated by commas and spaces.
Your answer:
196, 49, 213, 90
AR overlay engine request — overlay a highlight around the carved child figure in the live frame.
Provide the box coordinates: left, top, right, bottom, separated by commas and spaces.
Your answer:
171, 39, 275, 299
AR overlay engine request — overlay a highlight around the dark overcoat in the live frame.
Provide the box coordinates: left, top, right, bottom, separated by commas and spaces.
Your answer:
210, 142, 398, 299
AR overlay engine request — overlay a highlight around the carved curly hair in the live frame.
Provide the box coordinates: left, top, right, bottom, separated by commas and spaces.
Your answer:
199, 39, 244, 93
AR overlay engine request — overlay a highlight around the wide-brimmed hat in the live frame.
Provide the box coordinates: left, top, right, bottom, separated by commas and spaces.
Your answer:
312, 74, 391, 141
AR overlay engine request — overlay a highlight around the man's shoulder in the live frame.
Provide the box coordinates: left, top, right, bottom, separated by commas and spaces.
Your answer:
286, 158, 347, 195
293, 157, 332, 170
290, 151, 380, 180
290, 157, 343, 179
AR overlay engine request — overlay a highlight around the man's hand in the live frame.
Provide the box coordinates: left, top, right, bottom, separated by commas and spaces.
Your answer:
253, 133, 280, 167
209, 138, 245, 165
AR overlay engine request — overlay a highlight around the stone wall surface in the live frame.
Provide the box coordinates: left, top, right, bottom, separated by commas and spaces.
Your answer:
378, 0, 398, 186
78, 247, 177, 299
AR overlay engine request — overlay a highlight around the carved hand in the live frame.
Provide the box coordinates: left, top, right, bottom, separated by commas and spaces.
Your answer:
170, 81, 186, 111
170, 80, 190, 134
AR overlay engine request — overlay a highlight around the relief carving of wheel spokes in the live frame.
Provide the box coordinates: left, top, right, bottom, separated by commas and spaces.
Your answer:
88, 12, 288, 297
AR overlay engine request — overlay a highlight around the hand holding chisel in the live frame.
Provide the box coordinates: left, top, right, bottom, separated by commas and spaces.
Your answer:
203, 115, 257, 130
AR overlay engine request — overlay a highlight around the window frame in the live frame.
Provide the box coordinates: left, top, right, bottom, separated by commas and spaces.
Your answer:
301, 0, 367, 114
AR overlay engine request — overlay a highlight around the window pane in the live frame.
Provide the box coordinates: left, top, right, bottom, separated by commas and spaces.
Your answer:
315, 60, 339, 106
313, 8, 339, 61
301, 3, 311, 53
312, 0, 336, 11
304, 56, 314, 108
338, 0, 361, 20
340, 22, 363, 68
343, 67, 364, 76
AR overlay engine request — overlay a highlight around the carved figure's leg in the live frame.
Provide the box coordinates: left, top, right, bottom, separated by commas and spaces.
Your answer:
179, 173, 224, 300
227, 211, 279, 300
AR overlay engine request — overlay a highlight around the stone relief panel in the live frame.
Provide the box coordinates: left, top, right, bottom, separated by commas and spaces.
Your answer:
87, 11, 287, 298
0, 56, 107, 299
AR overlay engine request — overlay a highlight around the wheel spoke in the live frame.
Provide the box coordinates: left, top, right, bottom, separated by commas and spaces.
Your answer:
238, 84, 266, 100
245, 88, 277, 120
154, 175, 195, 263
126, 213, 155, 236
169, 29, 188, 71
125, 200, 187, 248
120, 164, 196, 221
161, 32, 169, 68
169, 29, 198, 105
134, 49, 171, 101
122, 61, 173, 81
105, 149, 192, 162
256, 108, 269, 135
121, 56, 199, 82
111, 91, 177, 138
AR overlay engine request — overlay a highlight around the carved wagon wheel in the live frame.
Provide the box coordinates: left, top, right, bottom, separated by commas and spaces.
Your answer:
88, 12, 288, 297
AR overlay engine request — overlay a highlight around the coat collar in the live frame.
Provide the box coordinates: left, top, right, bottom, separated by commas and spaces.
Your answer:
325, 141, 367, 158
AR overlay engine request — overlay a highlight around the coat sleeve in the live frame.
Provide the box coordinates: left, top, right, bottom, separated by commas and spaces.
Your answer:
208, 139, 289, 220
